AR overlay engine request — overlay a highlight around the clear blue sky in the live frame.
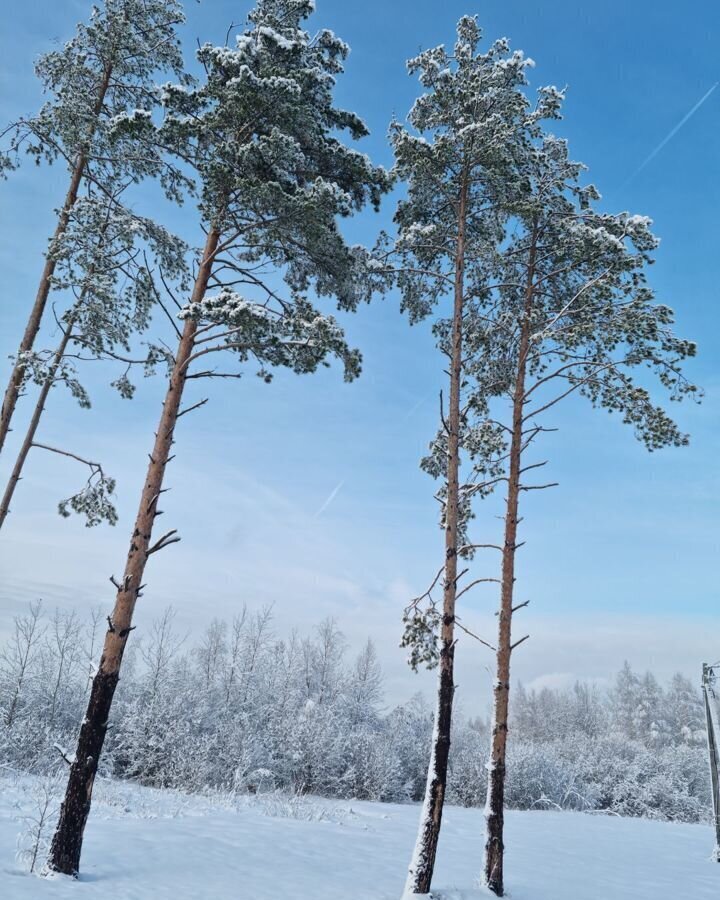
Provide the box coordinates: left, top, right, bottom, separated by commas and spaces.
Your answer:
0, 1, 718, 707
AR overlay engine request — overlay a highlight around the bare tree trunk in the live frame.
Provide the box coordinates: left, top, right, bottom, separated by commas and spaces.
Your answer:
0, 325, 73, 529
46, 227, 220, 877
0, 65, 112, 455
404, 170, 468, 897
702, 663, 720, 860
1, 207, 112, 529
484, 223, 538, 897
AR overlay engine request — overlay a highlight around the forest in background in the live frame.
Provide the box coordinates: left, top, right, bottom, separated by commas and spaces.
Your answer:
0, 601, 710, 824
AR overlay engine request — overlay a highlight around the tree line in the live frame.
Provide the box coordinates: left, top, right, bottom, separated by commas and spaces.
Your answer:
0, 0, 699, 895
0, 602, 710, 825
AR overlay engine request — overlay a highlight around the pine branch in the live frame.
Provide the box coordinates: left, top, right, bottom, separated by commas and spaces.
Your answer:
455, 577, 501, 601
146, 529, 181, 556
455, 620, 496, 652
510, 634, 530, 651
520, 481, 559, 492
177, 398, 209, 418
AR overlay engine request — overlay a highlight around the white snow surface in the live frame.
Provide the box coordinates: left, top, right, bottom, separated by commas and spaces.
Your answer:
0, 773, 718, 899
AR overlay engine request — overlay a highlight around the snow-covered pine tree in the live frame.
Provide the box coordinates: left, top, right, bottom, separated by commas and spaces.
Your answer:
47, 0, 389, 877
0, 0, 187, 454
665, 672, 705, 744
0, 180, 187, 529
610, 661, 643, 740
376, 17, 557, 895
438, 119, 699, 895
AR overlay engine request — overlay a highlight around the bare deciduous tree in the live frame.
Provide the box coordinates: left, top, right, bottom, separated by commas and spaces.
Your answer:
0, 599, 44, 728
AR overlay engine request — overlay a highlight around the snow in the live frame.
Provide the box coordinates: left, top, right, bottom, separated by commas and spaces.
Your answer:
107, 108, 152, 129
257, 26, 298, 51
1, 774, 718, 899
405, 698, 440, 893
235, 35, 257, 54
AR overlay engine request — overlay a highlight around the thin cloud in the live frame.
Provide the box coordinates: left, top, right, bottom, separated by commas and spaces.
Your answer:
313, 480, 345, 518
399, 392, 432, 424
624, 81, 718, 185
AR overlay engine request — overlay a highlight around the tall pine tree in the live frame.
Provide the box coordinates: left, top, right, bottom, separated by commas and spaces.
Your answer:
0, 179, 187, 529
440, 120, 699, 896
377, 17, 557, 895
0, 0, 187, 454
47, 0, 389, 876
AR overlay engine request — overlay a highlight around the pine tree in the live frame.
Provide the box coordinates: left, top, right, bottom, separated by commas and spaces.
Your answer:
0, 0, 187, 454
442, 117, 699, 895
377, 18, 554, 895
611, 661, 642, 739
636, 672, 665, 744
47, 0, 389, 877
666, 672, 704, 744
0, 181, 187, 529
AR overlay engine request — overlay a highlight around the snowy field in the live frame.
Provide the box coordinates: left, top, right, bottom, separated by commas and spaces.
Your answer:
0, 774, 717, 900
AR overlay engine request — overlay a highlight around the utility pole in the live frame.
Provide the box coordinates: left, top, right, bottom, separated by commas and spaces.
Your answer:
702, 663, 720, 861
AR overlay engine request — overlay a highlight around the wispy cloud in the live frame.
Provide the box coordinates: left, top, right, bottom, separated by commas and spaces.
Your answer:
624, 81, 718, 185
399, 393, 432, 424
313, 480, 345, 518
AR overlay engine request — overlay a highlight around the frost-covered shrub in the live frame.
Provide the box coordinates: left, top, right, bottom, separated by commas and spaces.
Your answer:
447, 721, 488, 808
0, 604, 711, 823
15, 773, 61, 873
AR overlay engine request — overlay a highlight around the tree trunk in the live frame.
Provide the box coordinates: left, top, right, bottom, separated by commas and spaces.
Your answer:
1, 212, 114, 529
0, 64, 112, 456
46, 227, 219, 877
0, 325, 73, 529
702, 663, 720, 860
404, 170, 468, 897
484, 224, 538, 897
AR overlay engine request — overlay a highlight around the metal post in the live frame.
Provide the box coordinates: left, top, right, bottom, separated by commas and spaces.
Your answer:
702, 663, 720, 861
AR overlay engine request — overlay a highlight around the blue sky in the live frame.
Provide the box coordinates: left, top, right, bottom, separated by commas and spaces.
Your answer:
0, 0, 718, 707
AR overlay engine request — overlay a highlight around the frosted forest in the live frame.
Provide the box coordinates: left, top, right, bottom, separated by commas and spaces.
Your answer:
0, 1, 718, 898
0, 602, 713, 822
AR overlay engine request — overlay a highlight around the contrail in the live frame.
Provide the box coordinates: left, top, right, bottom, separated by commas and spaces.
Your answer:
399, 393, 430, 423
313, 480, 345, 518
625, 81, 718, 184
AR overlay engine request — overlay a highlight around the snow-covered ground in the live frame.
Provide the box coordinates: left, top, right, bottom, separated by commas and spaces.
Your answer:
0, 774, 717, 899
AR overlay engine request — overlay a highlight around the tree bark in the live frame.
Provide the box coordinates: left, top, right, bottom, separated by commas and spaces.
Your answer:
404, 170, 468, 897
484, 223, 538, 897
702, 663, 720, 860
46, 227, 220, 877
0, 64, 112, 456
0, 325, 73, 529
1, 212, 114, 529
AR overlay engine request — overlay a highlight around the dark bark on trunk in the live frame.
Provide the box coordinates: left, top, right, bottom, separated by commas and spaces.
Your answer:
0, 325, 73, 529
484, 223, 538, 897
405, 170, 469, 896
0, 64, 113, 456
703, 664, 720, 859
47, 228, 220, 877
